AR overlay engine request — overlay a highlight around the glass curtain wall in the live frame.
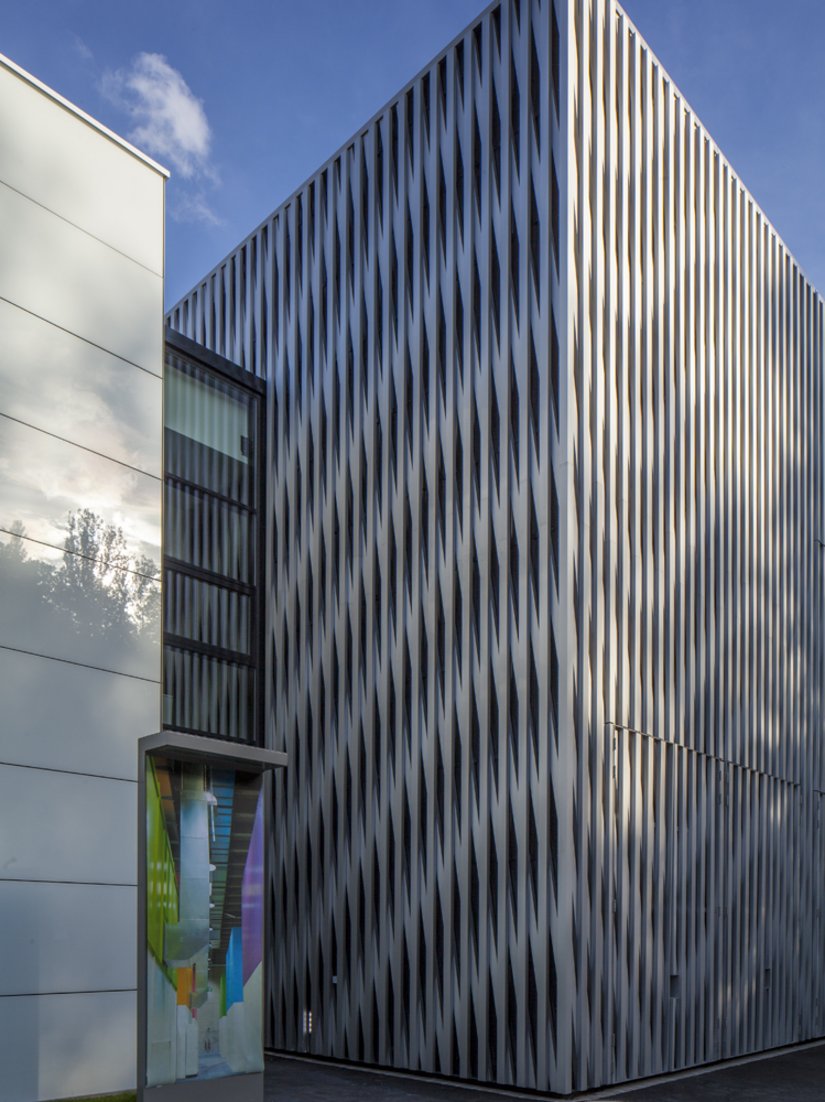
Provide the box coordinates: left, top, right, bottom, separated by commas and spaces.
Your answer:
163, 333, 264, 744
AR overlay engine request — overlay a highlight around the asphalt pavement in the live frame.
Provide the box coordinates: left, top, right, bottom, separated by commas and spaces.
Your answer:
264, 1042, 825, 1101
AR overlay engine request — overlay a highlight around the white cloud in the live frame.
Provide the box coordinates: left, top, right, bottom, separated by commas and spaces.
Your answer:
71, 35, 93, 64
171, 191, 222, 228
101, 52, 215, 182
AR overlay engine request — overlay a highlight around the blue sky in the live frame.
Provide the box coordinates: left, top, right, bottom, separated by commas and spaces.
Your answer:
1, 0, 823, 307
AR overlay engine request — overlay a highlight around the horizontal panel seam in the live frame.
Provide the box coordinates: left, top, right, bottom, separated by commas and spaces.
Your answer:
0, 175, 163, 277
0, 527, 160, 583
0, 878, 136, 887
0, 411, 162, 482
0, 643, 160, 683
0, 988, 137, 998
0, 294, 162, 379
0, 760, 136, 784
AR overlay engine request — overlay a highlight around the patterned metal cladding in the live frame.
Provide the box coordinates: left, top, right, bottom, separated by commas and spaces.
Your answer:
168, 0, 825, 1093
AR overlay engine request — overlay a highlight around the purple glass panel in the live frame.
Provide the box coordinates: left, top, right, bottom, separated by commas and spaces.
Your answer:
241, 788, 264, 985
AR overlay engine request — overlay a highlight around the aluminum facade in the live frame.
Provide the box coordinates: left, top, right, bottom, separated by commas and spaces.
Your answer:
167, 0, 825, 1092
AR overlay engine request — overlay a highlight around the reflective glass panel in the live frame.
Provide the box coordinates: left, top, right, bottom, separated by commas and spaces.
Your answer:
0, 647, 158, 780
0, 529, 160, 680
163, 647, 255, 742
0, 300, 162, 476
0, 181, 162, 374
163, 339, 262, 744
163, 483, 254, 584
164, 571, 251, 656
0, 417, 161, 567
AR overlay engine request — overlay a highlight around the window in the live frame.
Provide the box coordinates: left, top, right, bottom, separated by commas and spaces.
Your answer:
163, 330, 265, 744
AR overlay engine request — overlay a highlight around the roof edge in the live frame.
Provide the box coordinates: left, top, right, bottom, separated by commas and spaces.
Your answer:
169, 0, 823, 312
0, 50, 170, 179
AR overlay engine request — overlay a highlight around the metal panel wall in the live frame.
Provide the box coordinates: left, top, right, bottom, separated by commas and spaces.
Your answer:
168, 0, 825, 1093
566, 2, 824, 1088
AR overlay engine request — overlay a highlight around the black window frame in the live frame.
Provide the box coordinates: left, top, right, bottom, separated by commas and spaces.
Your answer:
163, 327, 266, 747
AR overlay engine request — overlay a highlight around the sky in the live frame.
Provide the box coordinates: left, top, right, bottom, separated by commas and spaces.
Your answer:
1, 0, 823, 308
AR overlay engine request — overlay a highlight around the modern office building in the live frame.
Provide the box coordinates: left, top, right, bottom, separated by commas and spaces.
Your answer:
168, 0, 825, 1096
0, 54, 166, 1101
1, 0, 823, 1099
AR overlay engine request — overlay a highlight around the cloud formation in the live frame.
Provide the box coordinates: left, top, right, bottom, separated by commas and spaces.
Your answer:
71, 34, 93, 64
102, 52, 212, 178
102, 53, 221, 225
170, 190, 222, 227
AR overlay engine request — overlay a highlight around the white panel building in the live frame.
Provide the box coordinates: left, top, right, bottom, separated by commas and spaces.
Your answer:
0, 54, 166, 1102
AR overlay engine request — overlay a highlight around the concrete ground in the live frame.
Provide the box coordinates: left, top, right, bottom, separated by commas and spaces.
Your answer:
615, 1042, 825, 1101
264, 1041, 825, 1100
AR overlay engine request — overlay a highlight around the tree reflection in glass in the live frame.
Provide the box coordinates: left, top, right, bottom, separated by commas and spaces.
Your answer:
0, 509, 160, 672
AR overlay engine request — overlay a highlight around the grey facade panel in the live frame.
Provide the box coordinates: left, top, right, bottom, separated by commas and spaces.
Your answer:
167, 0, 825, 1093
